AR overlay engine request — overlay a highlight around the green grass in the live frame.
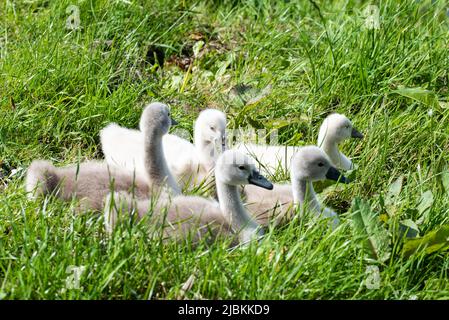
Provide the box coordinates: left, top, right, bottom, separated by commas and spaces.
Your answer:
1, 0, 449, 299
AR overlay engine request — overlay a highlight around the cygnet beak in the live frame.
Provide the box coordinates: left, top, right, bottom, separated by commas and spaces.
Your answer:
213, 135, 226, 152
326, 166, 350, 183
351, 127, 363, 139
170, 117, 178, 126
221, 136, 226, 152
248, 170, 274, 190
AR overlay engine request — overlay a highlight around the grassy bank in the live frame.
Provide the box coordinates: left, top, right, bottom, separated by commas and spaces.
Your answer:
0, 0, 449, 299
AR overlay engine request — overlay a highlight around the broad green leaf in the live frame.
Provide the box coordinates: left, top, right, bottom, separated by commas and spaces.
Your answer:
265, 119, 291, 129
402, 225, 449, 257
393, 86, 439, 109
350, 197, 391, 263
385, 175, 403, 206
417, 190, 434, 216
215, 59, 231, 78
415, 190, 434, 225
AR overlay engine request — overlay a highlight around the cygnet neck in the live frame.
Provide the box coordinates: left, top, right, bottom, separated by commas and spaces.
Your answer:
292, 177, 321, 214
321, 137, 341, 162
142, 124, 177, 193
216, 179, 258, 232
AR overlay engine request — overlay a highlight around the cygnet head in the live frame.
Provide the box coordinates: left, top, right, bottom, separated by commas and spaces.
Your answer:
318, 113, 363, 145
215, 149, 273, 190
139, 102, 178, 135
291, 146, 349, 183
195, 109, 227, 151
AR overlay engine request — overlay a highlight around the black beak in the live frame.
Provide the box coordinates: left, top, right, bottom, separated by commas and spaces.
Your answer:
221, 137, 226, 152
326, 166, 349, 184
351, 127, 363, 139
248, 171, 273, 190
170, 117, 178, 126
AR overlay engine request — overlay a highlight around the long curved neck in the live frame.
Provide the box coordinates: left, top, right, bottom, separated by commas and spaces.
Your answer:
216, 180, 258, 231
143, 127, 180, 195
292, 178, 321, 214
318, 129, 346, 169
321, 141, 341, 163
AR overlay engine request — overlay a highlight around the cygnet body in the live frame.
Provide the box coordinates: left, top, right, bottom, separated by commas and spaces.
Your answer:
104, 149, 273, 245
25, 102, 180, 210
244, 146, 349, 228
101, 108, 227, 189
235, 113, 362, 175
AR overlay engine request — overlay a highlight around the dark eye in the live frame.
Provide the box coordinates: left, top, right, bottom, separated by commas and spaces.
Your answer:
238, 165, 245, 170
168, 112, 170, 117
210, 126, 215, 131
318, 162, 324, 167
345, 125, 350, 129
